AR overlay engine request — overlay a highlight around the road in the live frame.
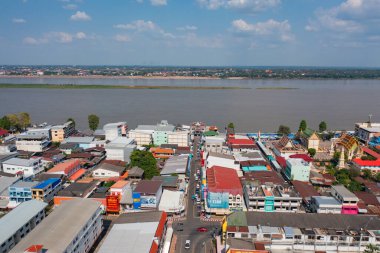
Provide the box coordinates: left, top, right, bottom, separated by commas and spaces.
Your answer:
173, 136, 220, 253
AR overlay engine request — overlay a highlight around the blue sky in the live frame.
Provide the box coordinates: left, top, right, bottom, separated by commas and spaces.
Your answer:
0, 0, 380, 66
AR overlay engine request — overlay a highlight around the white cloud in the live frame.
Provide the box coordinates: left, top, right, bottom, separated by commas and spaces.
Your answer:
114, 34, 132, 42
150, 0, 167, 6
177, 25, 198, 31
70, 11, 91, 21
181, 33, 223, 48
63, 4, 77, 10
12, 18, 26, 24
197, 0, 280, 11
23, 31, 88, 45
114, 20, 156, 31
232, 19, 294, 42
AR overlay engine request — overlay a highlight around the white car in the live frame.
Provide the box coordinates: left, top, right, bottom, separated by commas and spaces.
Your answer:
185, 240, 191, 249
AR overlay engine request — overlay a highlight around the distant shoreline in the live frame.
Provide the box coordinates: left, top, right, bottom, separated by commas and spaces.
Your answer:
256, 87, 299, 90
0, 75, 225, 80
0, 83, 250, 90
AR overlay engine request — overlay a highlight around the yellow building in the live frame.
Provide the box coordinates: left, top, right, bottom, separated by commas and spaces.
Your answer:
298, 128, 320, 150
51, 121, 74, 142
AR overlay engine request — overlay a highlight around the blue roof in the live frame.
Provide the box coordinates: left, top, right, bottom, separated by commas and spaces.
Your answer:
33, 178, 61, 189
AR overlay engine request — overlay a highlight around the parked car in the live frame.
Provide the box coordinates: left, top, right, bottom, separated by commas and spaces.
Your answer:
185, 240, 191, 249
197, 227, 208, 232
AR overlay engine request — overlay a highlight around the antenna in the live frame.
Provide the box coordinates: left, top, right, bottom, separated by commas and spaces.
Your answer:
368, 114, 372, 127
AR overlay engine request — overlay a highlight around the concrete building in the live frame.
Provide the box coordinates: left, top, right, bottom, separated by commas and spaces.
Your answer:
10, 198, 102, 253
355, 121, 380, 144
128, 130, 153, 146
285, 158, 311, 182
310, 196, 342, 214
206, 152, 240, 173
16, 135, 50, 152
103, 122, 128, 141
47, 159, 81, 178
31, 178, 62, 203
272, 136, 307, 159
158, 190, 185, 215
160, 155, 189, 177
8, 181, 39, 206
330, 185, 359, 214
243, 181, 302, 212
92, 163, 125, 178
298, 128, 320, 150
105, 137, 136, 163
167, 130, 189, 147
133, 180, 163, 210
97, 211, 167, 253
51, 121, 74, 143
224, 212, 380, 253
25, 125, 52, 139
129, 120, 175, 146
62, 136, 95, 149
109, 180, 130, 197
2, 157, 43, 177
204, 136, 226, 153
150, 147, 174, 159
0, 200, 47, 253
206, 166, 244, 215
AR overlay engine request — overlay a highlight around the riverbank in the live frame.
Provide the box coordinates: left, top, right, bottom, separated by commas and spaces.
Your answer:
256, 87, 299, 90
0, 83, 250, 90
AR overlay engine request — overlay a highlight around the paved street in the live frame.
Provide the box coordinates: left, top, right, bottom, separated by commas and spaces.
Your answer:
174, 136, 220, 253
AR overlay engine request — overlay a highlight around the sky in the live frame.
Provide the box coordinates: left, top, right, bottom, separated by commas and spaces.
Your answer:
0, 0, 380, 66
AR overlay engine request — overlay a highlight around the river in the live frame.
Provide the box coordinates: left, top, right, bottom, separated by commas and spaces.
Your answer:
0, 78, 379, 132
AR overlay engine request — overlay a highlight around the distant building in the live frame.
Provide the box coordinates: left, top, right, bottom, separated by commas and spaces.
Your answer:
297, 128, 320, 150
330, 185, 359, 215
0, 200, 47, 253
335, 132, 359, 159
204, 135, 226, 153
8, 181, 39, 205
10, 199, 102, 253
310, 196, 342, 214
25, 125, 52, 139
103, 122, 128, 141
97, 211, 167, 253
31, 178, 62, 203
46, 159, 81, 178
105, 137, 136, 163
92, 163, 125, 178
51, 121, 74, 143
167, 130, 189, 147
129, 120, 175, 146
62, 136, 95, 149
285, 158, 311, 182
273, 136, 306, 158
16, 135, 50, 152
2, 157, 43, 177
355, 121, 380, 144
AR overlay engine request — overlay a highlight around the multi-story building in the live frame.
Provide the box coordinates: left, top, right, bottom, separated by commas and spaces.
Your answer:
8, 181, 39, 205
15, 135, 50, 152
129, 120, 175, 146
51, 121, 74, 143
224, 212, 380, 253
206, 152, 240, 172
103, 122, 128, 141
167, 130, 190, 147
330, 185, 359, 214
243, 181, 302, 212
10, 198, 102, 253
204, 136, 226, 153
2, 157, 43, 177
152, 121, 176, 146
150, 147, 174, 159
206, 166, 244, 215
355, 122, 380, 144
31, 178, 62, 203
104, 137, 136, 163
62, 136, 95, 149
310, 196, 342, 214
46, 159, 81, 178
128, 130, 153, 146
25, 125, 52, 139
285, 158, 311, 182
0, 200, 47, 253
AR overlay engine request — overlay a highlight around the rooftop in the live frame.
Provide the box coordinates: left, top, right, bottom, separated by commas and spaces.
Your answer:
115, 211, 164, 224
312, 196, 341, 206
68, 169, 86, 182
160, 155, 188, 175
57, 182, 97, 197
10, 199, 100, 253
152, 176, 178, 188
2, 157, 40, 167
207, 166, 242, 195
0, 200, 47, 244
94, 162, 125, 173
63, 136, 95, 144
33, 178, 61, 189
10, 181, 39, 189
110, 180, 129, 189
128, 166, 144, 177
134, 180, 162, 195
332, 185, 359, 200
47, 159, 81, 174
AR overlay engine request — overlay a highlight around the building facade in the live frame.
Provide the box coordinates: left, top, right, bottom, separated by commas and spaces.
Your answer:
2, 157, 43, 177
167, 131, 190, 147
285, 158, 311, 182
16, 135, 50, 152
103, 122, 128, 141
51, 121, 74, 143
32, 178, 62, 203
330, 185, 359, 214
8, 181, 39, 205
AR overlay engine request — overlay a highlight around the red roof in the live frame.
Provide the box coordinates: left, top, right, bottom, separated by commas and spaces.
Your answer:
289, 154, 313, 162
353, 158, 380, 167
276, 156, 287, 168
361, 147, 380, 159
228, 138, 255, 145
48, 159, 81, 175
206, 166, 242, 195
292, 180, 319, 202
24, 245, 43, 252
69, 168, 86, 181
0, 128, 9, 136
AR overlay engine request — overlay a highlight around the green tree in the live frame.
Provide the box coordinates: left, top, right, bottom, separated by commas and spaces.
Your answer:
88, 114, 99, 131
299, 120, 307, 132
130, 150, 159, 179
319, 121, 327, 132
18, 112, 31, 130
362, 169, 372, 179
227, 122, 235, 129
376, 173, 380, 182
277, 125, 291, 136
364, 244, 380, 253
308, 148, 316, 157
6, 113, 20, 130
0, 116, 11, 130
67, 118, 76, 129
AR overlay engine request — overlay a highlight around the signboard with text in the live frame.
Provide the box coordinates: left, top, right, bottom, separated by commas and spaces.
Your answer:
106, 195, 120, 213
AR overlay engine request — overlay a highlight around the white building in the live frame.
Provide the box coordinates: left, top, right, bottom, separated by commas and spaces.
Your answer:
0, 200, 47, 253
158, 190, 185, 215
16, 135, 50, 152
167, 131, 190, 147
206, 152, 240, 173
25, 125, 52, 139
92, 163, 125, 178
103, 122, 128, 141
10, 198, 102, 253
105, 137, 136, 163
128, 130, 153, 146
2, 157, 43, 177
310, 196, 342, 214
204, 136, 226, 153
355, 122, 380, 144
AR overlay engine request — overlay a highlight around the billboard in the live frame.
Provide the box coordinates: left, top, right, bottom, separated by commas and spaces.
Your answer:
207, 192, 229, 209
133, 192, 141, 209
106, 195, 120, 213
140, 196, 157, 208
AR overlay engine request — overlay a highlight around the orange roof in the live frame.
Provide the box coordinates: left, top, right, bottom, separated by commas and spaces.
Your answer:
150, 147, 174, 154
24, 245, 43, 252
69, 168, 86, 181
120, 171, 129, 179
110, 180, 129, 189
48, 159, 81, 175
